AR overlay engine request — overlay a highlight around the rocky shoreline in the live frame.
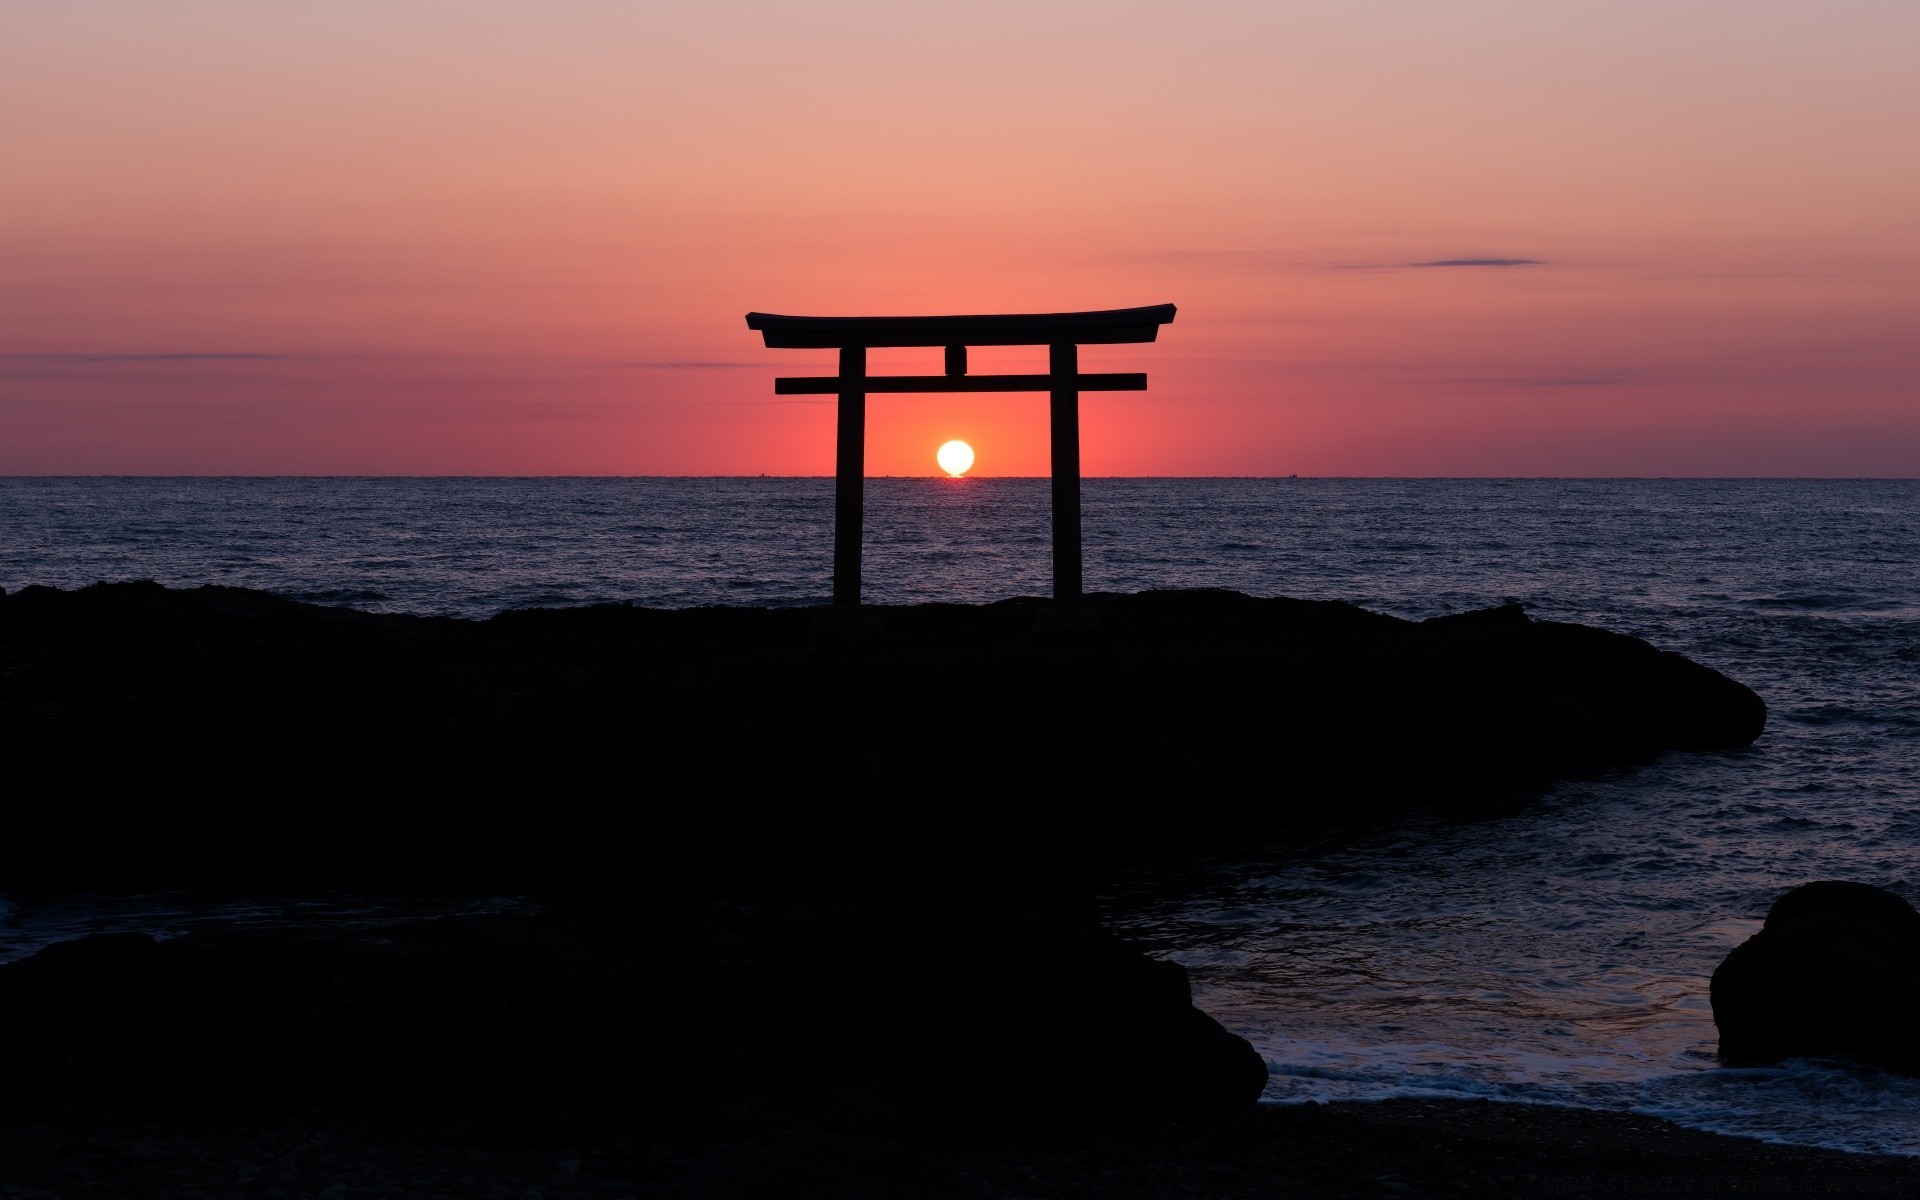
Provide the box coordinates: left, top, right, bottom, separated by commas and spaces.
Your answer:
0, 581, 1763, 887
5, 581, 1880, 1198
3, 905, 1916, 1200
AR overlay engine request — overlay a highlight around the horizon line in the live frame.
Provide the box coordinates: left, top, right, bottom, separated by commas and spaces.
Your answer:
3, 474, 1916, 483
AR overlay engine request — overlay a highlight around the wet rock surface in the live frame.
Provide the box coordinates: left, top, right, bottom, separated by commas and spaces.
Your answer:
1712, 881, 1920, 1073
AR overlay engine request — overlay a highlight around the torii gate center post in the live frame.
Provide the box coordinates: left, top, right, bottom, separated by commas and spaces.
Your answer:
745, 304, 1177, 608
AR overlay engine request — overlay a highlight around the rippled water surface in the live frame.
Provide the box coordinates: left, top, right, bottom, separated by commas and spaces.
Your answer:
2, 477, 1916, 1154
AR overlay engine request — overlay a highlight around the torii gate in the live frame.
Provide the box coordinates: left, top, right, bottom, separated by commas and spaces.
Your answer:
745, 304, 1176, 607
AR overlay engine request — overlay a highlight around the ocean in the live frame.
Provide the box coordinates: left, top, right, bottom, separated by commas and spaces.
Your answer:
1, 476, 1916, 1155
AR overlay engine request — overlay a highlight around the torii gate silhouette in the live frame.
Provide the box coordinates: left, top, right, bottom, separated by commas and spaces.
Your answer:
746, 304, 1176, 608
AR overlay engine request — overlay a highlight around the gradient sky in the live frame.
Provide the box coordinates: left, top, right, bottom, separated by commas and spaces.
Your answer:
4, 1, 1916, 475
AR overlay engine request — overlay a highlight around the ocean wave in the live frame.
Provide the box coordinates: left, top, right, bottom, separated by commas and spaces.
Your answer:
291, 587, 392, 603
1740, 592, 1875, 611
1632, 1060, 1920, 1158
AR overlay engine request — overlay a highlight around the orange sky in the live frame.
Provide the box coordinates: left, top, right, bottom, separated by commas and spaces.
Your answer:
3, 1, 1916, 475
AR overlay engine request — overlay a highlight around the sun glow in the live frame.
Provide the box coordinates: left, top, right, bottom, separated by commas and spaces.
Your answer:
936, 440, 975, 477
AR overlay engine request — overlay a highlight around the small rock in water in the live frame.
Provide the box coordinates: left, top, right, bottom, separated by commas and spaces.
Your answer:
1710, 880, 1920, 1073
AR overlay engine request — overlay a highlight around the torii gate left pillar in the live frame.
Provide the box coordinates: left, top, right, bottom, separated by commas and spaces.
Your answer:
746, 304, 1177, 608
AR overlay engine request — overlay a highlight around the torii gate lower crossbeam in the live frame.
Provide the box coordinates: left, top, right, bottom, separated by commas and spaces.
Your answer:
745, 304, 1176, 607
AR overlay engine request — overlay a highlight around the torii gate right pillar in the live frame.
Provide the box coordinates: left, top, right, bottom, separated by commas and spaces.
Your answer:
1049, 342, 1082, 605
834, 345, 866, 609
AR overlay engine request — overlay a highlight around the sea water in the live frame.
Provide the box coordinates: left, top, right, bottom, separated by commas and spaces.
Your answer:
1, 477, 1916, 1155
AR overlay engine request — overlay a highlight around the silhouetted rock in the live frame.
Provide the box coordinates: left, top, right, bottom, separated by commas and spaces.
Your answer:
1711, 881, 1920, 1073
891, 874, 1268, 1134
0, 583, 1766, 890
0, 888, 1264, 1143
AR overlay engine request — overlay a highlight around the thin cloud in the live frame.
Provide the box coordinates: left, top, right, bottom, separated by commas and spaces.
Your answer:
1409, 257, 1542, 268
1108, 249, 1551, 273
1113, 249, 1290, 265
1438, 370, 1648, 390
4, 352, 293, 364
1527, 373, 1633, 387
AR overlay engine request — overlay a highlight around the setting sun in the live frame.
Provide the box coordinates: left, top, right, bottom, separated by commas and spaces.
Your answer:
936, 440, 975, 477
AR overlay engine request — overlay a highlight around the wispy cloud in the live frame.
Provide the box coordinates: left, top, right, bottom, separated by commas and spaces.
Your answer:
1408, 257, 1542, 269
1332, 256, 1548, 272
1108, 249, 1552, 274
1113, 249, 1289, 265
4, 352, 293, 364
1430, 369, 1650, 391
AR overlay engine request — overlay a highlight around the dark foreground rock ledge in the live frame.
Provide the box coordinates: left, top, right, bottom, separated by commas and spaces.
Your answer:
5, 907, 1916, 1200
0, 893, 1264, 1145
0, 581, 1763, 887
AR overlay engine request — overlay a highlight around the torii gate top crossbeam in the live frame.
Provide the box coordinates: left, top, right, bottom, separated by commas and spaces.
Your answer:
745, 304, 1175, 348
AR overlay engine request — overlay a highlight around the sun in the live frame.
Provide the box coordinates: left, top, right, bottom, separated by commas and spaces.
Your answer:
936, 440, 975, 477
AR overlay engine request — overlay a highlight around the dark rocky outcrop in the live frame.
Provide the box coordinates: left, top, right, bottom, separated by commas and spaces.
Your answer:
0, 582, 1764, 890
889, 872, 1268, 1133
0, 888, 1264, 1144
0, 584, 1848, 1194
1711, 881, 1920, 1073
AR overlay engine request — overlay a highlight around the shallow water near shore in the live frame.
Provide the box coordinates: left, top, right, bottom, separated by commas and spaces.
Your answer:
3, 477, 1917, 1155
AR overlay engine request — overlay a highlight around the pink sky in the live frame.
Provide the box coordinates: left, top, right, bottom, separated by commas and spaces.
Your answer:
4, 1, 1916, 475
